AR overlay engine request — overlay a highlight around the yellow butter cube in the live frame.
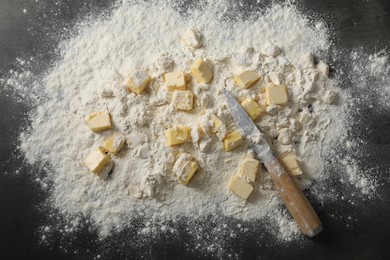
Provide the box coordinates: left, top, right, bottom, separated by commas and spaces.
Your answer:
84, 148, 113, 180
123, 70, 151, 94
240, 97, 263, 120
265, 84, 289, 105
165, 71, 186, 91
229, 175, 254, 200
278, 152, 302, 176
173, 153, 199, 185
223, 131, 243, 151
101, 132, 126, 155
239, 158, 260, 182
166, 126, 192, 146
85, 112, 112, 132
197, 111, 223, 136
191, 59, 213, 84
172, 90, 194, 111
234, 71, 260, 89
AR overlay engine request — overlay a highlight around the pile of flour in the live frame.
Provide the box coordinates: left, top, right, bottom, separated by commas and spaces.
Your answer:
5, 0, 380, 245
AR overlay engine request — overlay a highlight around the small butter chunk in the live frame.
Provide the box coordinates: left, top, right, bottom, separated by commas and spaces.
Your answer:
234, 71, 260, 89
172, 90, 194, 111
181, 28, 202, 49
165, 71, 186, 91
84, 148, 113, 180
278, 152, 302, 176
261, 42, 281, 57
166, 126, 192, 146
323, 90, 337, 104
191, 59, 213, 83
101, 132, 126, 155
85, 112, 112, 132
317, 60, 329, 77
239, 158, 260, 182
300, 52, 314, 68
229, 175, 254, 200
265, 84, 289, 105
123, 70, 151, 94
268, 71, 281, 85
224, 131, 244, 152
197, 111, 223, 136
173, 153, 199, 185
241, 97, 263, 120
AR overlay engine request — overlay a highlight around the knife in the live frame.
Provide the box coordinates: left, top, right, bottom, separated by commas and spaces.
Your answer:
223, 89, 323, 237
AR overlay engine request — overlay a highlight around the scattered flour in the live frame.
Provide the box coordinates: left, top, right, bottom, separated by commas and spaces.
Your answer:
2, 0, 387, 256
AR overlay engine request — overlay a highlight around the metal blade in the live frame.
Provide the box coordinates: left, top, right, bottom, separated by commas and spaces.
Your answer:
223, 88, 275, 164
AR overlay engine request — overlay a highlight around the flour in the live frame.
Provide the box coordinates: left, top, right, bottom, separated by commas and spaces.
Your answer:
2, 0, 386, 254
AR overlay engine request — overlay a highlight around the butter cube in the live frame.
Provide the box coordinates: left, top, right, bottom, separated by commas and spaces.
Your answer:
239, 158, 260, 182
84, 148, 113, 180
234, 71, 260, 89
165, 71, 186, 91
85, 112, 112, 132
278, 152, 302, 176
172, 90, 194, 111
197, 111, 223, 136
166, 126, 192, 146
223, 131, 243, 151
229, 175, 254, 200
101, 132, 126, 155
241, 97, 263, 120
265, 84, 289, 105
173, 153, 199, 185
191, 59, 213, 84
123, 70, 151, 94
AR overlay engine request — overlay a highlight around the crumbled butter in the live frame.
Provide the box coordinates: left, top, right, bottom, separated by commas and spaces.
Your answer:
265, 84, 289, 105
123, 70, 151, 94
239, 158, 260, 182
165, 71, 186, 91
241, 97, 263, 120
166, 126, 192, 146
84, 148, 113, 180
101, 132, 126, 155
223, 131, 243, 152
172, 90, 194, 111
228, 175, 254, 200
234, 71, 260, 89
173, 153, 199, 185
191, 59, 213, 84
85, 112, 112, 132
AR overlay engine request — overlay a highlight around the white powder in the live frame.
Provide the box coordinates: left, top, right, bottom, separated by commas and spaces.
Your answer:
3, 0, 386, 255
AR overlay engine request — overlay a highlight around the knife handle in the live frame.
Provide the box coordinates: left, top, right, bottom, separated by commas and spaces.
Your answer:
264, 159, 322, 237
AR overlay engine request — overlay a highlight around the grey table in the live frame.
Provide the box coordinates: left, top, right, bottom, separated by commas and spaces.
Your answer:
1, 0, 390, 259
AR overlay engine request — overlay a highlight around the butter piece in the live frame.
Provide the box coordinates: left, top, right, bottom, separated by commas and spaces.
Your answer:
166, 126, 192, 146
85, 112, 112, 132
165, 71, 186, 91
84, 148, 113, 180
317, 60, 329, 77
278, 152, 302, 176
181, 28, 202, 49
234, 71, 260, 89
173, 153, 199, 185
223, 131, 243, 151
229, 175, 254, 200
265, 84, 289, 105
240, 97, 263, 120
191, 59, 213, 84
101, 132, 126, 155
172, 90, 194, 111
239, 158, 260, 182
123, 70, 151, 94
197, 111, 223, 136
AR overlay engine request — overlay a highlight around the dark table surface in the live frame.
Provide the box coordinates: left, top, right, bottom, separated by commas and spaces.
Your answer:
1, 0, 390, 259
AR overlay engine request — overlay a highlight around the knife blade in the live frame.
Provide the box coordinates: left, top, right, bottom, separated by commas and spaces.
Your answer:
223, 88, 323, 237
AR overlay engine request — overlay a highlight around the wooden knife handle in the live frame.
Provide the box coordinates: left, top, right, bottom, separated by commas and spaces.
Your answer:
265, 159, 322, 237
